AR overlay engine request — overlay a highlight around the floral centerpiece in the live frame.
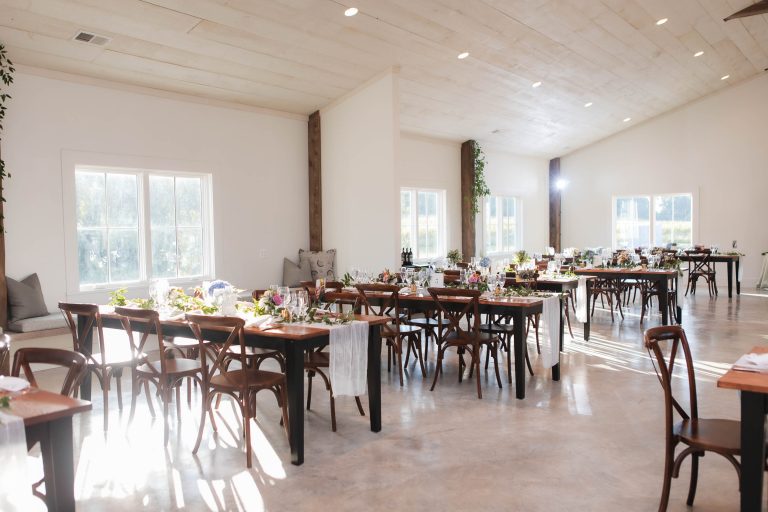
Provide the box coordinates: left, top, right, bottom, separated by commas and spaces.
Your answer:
446, 249, 462, 266
615, 251, 632, 267
377, 268, 397, 284
254, 289, 284, 316
206, 280, 240, 315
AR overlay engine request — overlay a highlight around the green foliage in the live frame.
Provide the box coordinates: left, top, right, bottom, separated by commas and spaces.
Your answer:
341, 272, 354, 287
0, 43, 14, 233
0, 395, 10, 408
515, 250, 530, 264
446, 249, 462, 265
470, 140, 491, 215
108, 288, 128, 306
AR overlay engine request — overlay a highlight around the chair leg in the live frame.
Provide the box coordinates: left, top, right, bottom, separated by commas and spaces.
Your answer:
243, 393, 253, 468
658, 446, 674, 512
686, 453, 700, 506
330, 394, 337, 432
354, 396, 365, 416
192, 388, 208, 455
430, 347, 444, 391
306, 372, 314, 411
102, 374, 110, 432
564, 306, 573, 338
473, 347, 482, 399
492, 345, 502, 389
115, 372, 123, 411
162, 383, 171, 446
129, 370, 139, 422
534, 314, 540, 354
144, 380, 156, 417
413, 334, 427, 378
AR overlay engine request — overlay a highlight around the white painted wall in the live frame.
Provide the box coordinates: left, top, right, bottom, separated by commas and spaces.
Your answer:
3, 70, 308, 309
398, 133, 550, 260
398, 133, 462, 254
321, 71, 400, 274
561, 73, 768, 285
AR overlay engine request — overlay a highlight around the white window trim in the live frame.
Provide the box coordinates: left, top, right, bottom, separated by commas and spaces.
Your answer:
62, 151, 215, 301
611, 192, 696, 249
481, 195, 523, 257
400, 187, 447, 263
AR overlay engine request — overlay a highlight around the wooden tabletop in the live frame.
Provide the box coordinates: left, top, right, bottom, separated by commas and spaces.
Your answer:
1, 388, 91, 426
98, 307, 391, 341
717, 346, 768, 394
678, 253, 740, 261
396, 290, 546, 307
574, 267, 678, 276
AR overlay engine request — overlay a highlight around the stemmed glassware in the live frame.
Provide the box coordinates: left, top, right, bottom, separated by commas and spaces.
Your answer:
295, 290, 309, 321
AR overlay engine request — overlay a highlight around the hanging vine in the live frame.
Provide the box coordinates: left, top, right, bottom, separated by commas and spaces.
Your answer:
0, 43, 14, 233
470, 140, 490, 215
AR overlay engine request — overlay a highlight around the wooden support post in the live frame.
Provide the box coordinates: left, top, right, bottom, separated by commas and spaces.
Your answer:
549, 157, 562, 253
308, 111, 322, 251
460, 140, 476, 261
0, 146, 6, 330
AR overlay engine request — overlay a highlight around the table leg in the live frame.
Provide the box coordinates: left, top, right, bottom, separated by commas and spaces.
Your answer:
675, 275, 682, 324
727, 260, 734, 298
285, 343, 305, 466
584, 280, 591, 341
736, 259, 741, 295
659, 277, 669, 326
513, 311, 526, 400
77, 314, 93, 401
367, 324, 382, 432
30, 417, 76, 512
552, 299, 562, 382
739, 391, 767, 512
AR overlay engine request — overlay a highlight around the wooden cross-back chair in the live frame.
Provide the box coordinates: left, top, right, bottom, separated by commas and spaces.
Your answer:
357, 283, 425, 386
685, 251, 717, 297
427, 287, 502, 399
115, 307, 204, 445
644, 325, 743, 511
185, 314, 289, 468
59, 302, 137, 431
302, 290, 365, 432
12, 347, 87, 398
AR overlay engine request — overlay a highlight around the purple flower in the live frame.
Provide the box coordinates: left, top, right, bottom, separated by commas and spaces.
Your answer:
272, 294, 283, 306
207, 280, 231, 296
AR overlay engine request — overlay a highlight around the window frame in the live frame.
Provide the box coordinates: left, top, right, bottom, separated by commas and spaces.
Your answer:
482, 195, 522, 256
62, 151, 215, 299
400, 187, 447, 263
611, 192, 694, 249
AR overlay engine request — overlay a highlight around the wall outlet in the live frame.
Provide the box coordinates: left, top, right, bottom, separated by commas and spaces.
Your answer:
258, 249, 266, 258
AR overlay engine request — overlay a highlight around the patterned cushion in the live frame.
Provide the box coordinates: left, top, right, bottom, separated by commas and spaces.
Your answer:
298, 249, 336, 281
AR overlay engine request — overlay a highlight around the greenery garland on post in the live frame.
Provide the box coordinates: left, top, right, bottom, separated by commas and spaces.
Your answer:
470, 140, 490, 215
0, 43, 14, 232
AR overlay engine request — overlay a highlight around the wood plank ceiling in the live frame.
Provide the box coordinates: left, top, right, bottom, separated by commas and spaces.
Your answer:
0, 0, 766, 157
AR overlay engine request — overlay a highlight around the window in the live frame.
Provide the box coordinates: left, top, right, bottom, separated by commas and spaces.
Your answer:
654, 194, 692, 247
400, 188, 446, 261
484, 196, 520, 254
74, 167, 212, 289
612, 193, 692, 249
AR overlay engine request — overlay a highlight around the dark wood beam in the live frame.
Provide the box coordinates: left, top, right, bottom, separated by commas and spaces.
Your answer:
460, 140, 476, 260
549, 157, 562, 253
308, 110, 322, 251
0, 145, 6, 331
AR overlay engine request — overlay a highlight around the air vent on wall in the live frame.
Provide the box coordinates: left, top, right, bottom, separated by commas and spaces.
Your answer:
72, 31, 111, 47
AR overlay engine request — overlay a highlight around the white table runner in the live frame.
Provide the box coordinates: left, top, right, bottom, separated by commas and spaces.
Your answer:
0, 410, 35, 511
325, 321, 369, 397
540, 295, 561, 369
575, 277, 588, 323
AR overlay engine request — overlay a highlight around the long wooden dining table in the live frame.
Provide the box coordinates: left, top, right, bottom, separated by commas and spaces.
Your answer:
574, 268, 681, 325
78, 308, 390, 466
8, 388, 91, 511
390, 290, 563, 400
678, 253, 741, 298
535, 276, 594, 341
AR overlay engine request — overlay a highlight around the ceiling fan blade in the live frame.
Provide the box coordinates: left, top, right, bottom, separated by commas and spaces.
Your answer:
724, 0, 768, 21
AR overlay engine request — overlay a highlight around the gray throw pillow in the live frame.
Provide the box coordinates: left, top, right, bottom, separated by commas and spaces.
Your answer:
298, 249, 337, 281
7, 273, 50, 322
282, 258, 312, 287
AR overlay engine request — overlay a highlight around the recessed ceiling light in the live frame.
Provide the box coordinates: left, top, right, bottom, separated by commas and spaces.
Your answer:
694, 51, 704, 57
656, 18, 668, 26
532, 81, 542, 88
721, 74, 730, 80
344, 7, 358, 16
623, 117, 632, 123
457, 52, 469, 59
584, 102, 593, 108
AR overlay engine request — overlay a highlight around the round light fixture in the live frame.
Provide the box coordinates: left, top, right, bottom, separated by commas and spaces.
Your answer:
721, 74, 730, 80
344, 7, 358, 16
694, 51, 704, 57
623, 117, 632, 123
555, 178, 569, 190
532, 81, 542, 88
457, 52, 469, 59
584, 102, 593, 108
656, 18, 668, 26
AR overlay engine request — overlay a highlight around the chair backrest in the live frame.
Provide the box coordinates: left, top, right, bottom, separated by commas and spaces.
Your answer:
644, 325, 698, 440
59, 302, 108, 366
456, 262, 469, 269
427, 287, 481, 342
114, 306, 162, 374
12, 347, 87, 397
252, 289, 267, 300
186, 314, 247, 390
356, 284, 400, 327
324, 290, 361, 313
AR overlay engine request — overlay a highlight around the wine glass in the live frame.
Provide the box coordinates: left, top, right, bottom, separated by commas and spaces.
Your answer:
295, 290, 309, 320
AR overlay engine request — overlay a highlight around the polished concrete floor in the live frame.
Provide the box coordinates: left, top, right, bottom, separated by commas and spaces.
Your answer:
25, 289, 768, 511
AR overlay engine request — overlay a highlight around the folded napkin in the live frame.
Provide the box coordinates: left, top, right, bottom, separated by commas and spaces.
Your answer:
245, 315, 273, 329
328, 321, 369, 397
0, 376, 30, 393
540, 295, 561, 369
576, 277, 588, 323
0, 412, 35, 511
733, 353, 768, 373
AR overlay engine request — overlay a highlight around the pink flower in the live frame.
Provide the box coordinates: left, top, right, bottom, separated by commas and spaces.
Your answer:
272, 294, 283, 306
